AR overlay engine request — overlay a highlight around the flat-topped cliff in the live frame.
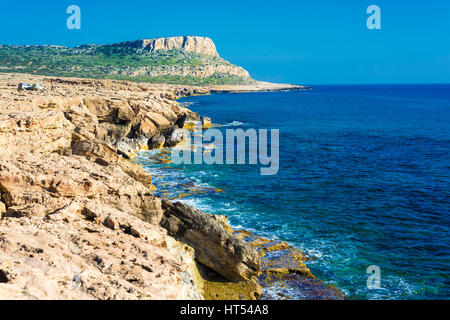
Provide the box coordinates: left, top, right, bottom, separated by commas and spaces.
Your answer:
0, 36, 251, 85
113, 36, 219, 57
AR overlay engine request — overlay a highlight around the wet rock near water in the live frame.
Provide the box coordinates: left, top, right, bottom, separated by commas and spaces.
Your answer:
160, 199, 261, 282
234, 230, 345, 300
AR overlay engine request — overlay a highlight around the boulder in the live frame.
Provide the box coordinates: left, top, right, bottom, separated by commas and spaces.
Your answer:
144, 112, 171, 129
71, 134, 119, 163
138, 116, 158, 138
96, 122, 132, 145
148, 134, 165, 150
160, 199, 260, 282
115, 136, 148, 158
0, 73, 212, 300
177, 114, 200, 131
209, 214, 234, 235
116, 105, 135, 122
201, 116, 212, 129
83, 98, 111, 119
165, 128, 190, 147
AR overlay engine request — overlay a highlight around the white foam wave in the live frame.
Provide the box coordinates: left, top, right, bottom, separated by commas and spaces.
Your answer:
214, 121, 245, 128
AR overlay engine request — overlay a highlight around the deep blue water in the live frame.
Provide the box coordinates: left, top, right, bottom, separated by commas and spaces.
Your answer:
136, 84, 450, 299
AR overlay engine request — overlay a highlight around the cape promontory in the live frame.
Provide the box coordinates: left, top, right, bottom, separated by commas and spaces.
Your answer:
0, 36, 252, 85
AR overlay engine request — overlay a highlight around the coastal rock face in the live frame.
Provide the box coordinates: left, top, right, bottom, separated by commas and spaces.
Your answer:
127, 36, 219, 57
160, 199, 261, 282
0, 36, 255, 85
0, 73, 206, 299
0, 105, 74, 156
0, 208, 201, 299
234, 230, 345, 300
37, 78, 201, 158
126, 63, 251, 82
0, 153, 164, 225
0, 72, 308, 300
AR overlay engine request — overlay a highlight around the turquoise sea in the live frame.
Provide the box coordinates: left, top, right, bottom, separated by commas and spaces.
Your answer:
135, 84, 450, 299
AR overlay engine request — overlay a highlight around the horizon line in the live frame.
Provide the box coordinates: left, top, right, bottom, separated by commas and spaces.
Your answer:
302, 82, 450, 86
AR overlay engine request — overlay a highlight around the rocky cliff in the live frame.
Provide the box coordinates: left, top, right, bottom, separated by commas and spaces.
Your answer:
0, 73, 261, 300
0, 36, 252, 85
115, 36, 219, 57
0, 72, 340, 300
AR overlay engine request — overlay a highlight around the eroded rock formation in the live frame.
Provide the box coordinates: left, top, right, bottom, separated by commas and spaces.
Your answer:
121, 36, 219, 57
0, 73, 262, 300
161, 199, 261, 282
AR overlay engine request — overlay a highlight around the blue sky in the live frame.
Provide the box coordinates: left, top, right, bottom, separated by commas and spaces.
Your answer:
0, 0, 449, 84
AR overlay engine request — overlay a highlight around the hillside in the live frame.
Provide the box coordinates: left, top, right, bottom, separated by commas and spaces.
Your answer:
0, 36, 254, 85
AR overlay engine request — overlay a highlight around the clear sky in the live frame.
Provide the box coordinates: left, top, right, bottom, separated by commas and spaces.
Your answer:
0, 0, 449, 84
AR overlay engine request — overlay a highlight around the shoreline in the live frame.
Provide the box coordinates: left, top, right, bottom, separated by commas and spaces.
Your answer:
0, 72, 341, 300
133, 149, 344, 300
205, 81, 310, 93
132, 118, 344, 300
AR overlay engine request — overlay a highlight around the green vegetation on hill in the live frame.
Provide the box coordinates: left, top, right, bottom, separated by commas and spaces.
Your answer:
0, 44, 254, 85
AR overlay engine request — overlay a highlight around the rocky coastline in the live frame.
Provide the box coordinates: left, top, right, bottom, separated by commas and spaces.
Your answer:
0, 72, 340, 300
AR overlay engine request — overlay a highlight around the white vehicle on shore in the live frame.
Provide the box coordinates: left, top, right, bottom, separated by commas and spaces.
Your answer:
18, 83, 45, 91
18, 83, 32, 91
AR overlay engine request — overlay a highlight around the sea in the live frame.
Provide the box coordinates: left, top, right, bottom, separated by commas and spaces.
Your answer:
134, 84, 450, 300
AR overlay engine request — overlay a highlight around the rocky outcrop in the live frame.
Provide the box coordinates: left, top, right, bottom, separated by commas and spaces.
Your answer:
0, 37, 255, 84
0, 205, 201, 299
0, 73, 205, 299
160, 199, 260, 282
125, 63, 252, 81
0, 72, 287, 300
13, 76, 202, 159
0, 72, 312, 300
234, 230, 345, 300
120, 36, 219, 57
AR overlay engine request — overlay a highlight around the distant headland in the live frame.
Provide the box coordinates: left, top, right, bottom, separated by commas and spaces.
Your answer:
0, 36, 307, 91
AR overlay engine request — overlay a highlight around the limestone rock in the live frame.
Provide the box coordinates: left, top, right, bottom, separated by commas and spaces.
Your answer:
144, 112, 171, 129
139, 116, 158, 138
148, 134, 165, 150
0, 72, 305, 300
117, 104, 135, 122
0, 210, 201, 299
0, 108, 74, 156
166, 128, 190, 147
122, 36, 219, 57
0, 201, 6, 212
201, 116, 212, 129
115, 137, 148, 158
0, 151, 163, 225
0, 201, 7, 219
177, 113, 201, 131
160, 199, 260, 282
209, 214, 234, 235
71, 135, 119, 163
